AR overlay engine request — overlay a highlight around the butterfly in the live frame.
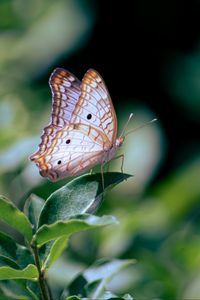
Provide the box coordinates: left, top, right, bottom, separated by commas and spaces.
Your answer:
30, 68, 132, 185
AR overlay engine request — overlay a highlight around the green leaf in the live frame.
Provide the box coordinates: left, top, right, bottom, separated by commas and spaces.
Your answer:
84, 259, 136, 284
0, 280, 33, 300
0, 231, 18, 263
66, 274, 87, 298
84, 278, 134, 299
62, 259, 135, 300
38, 172, 131, 227
0, 258, 36, 298
66, 297, 82, 300
24, 194, 45, 232
0, 231, 33, 269
85, 279, 106, 299
122, 294, 134, 300
26, 281, 40, 300
35, 214, 118, 247
41, 236, 68, 269
65, 259, 135, 299
0, 196, 33, 242
36, 173, 129, 268
0, 264, 38, 280
60, 273, 87, 300
16, 245, 34, 269
0, 256, 20, 269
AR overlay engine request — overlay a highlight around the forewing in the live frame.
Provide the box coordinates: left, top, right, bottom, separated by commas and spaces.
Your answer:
71, 69, 117, 143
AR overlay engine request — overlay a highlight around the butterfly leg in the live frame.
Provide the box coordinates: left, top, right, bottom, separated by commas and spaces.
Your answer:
90, 168, 93, 175
101, 164, 105, 191
120, 154, 124, 173
106, 162, 110, 173
109, 154, 124, 173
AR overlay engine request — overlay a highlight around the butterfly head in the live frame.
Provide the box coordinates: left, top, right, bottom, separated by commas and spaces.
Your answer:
116, 136, 124, 148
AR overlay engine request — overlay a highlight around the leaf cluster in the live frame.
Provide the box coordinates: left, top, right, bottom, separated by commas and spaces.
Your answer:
0, 173, 133, 300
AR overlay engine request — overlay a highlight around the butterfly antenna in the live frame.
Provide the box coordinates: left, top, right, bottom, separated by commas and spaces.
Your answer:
119, 113, 134, 139
125, 118, 157, 137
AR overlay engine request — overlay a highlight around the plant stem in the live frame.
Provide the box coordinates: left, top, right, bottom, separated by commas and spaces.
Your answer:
31, 242, 51, 300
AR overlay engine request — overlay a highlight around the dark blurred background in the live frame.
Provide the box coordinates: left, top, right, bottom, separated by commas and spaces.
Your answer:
0, 0, 200, 299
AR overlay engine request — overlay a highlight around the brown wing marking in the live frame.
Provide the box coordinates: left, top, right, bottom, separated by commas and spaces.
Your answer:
73, 69, 117, 144
30, 68, 81, 162
49, 68, 81, 127
30, 124, 110, 180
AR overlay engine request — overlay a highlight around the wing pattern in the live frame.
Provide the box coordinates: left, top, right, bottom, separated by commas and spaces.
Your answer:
33, 124, 108, 181
30, 68, 118, 181
72, 69, 117, 143
49, 68, 81, 127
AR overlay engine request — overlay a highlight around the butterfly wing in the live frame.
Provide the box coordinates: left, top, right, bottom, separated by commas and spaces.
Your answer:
30, 68, 81, 160
49, 68, 81, 127
30, 68, 117, 181
32, 124, 108, 181
71, 69, 118, 144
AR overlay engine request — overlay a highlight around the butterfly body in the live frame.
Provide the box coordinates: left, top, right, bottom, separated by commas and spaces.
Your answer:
30, 68, 123, 182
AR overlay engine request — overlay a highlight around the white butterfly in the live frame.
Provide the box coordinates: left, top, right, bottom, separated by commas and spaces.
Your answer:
30, 68, 133, 184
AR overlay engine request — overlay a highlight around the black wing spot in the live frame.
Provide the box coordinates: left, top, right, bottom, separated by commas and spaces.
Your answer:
66, 139, 71, 144
57, 160, 62, 165
87, 113, 92, 120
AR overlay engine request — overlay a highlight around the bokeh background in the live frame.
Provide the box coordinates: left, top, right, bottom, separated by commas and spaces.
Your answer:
0, 0, 200, 299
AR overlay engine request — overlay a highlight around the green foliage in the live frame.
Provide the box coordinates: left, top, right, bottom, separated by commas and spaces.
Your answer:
38, 173, 131, 226
0, 1, 200, 298
65, 297, 81, 300
24, 194, 45, 232
0, 280, 32, 300
42, 236, 69, 270
0, 196, 32, 242
61, 259, 135, 300
36, 214, 118, 247
0, 172, 134, 300
0, 264, 38, 281
0, 231, 33, 268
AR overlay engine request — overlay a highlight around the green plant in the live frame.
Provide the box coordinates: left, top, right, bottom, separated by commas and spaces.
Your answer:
0, 172, 135, 300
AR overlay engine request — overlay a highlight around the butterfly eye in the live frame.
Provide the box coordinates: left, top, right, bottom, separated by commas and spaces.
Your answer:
87, 114, 92, 120
57, 160, 62, 165
66, 139, 71, 144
